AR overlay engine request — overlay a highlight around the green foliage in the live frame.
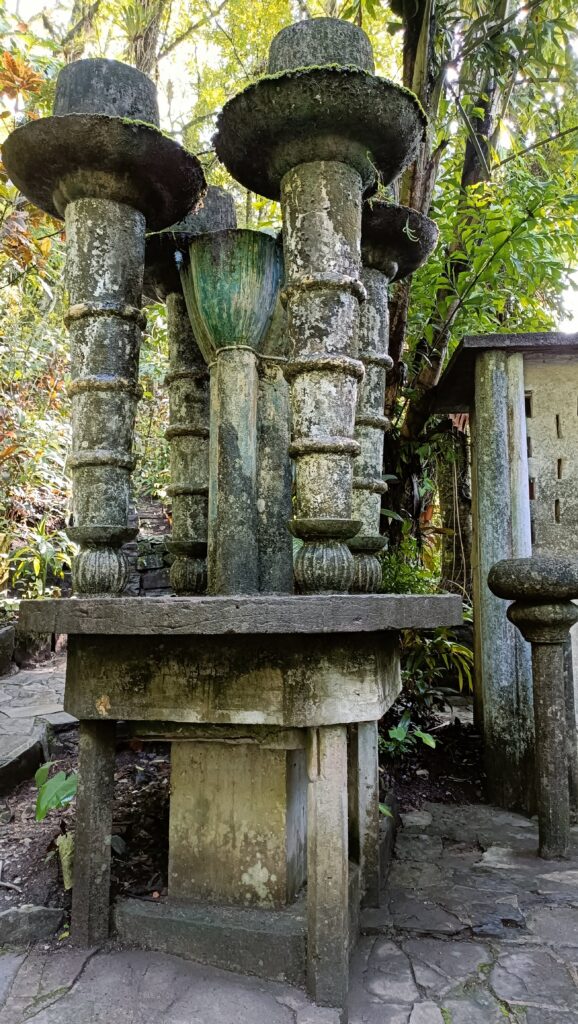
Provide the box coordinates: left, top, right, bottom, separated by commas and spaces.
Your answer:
4, 516, 76, 598
402, 625, 474, 693
379, 709, 436, 757
34, 762, 78, 821
380, 533, 439, 595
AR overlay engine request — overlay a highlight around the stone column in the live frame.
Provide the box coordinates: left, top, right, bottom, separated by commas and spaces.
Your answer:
258, 298, 294, 594
351, 202, 439, 592
282, 160, 365, 592
489, 555, 578, 858
65, 198, 145, 594
208, 346, 260, 593
2, 57, 204, 596
165, 292, 210, 593
307, 725, 349, 1009
472, 352, 535, 811
347, 203, 438, 907
350, 263, 392, 592
3, 57, 204, 948
71, 720, 116, 944
144, 187, 237, 594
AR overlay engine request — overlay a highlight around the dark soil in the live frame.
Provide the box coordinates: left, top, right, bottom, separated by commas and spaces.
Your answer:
0, 729, 170, 919
379, 697, 486, 811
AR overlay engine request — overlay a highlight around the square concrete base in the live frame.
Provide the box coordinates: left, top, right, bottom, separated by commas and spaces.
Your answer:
114, 864, 361, 987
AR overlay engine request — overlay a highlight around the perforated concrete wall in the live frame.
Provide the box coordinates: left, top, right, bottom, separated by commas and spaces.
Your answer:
524, 353, 578, 699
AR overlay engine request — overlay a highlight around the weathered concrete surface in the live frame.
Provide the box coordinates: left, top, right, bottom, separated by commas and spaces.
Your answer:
306, 726, 349, 1008
283, 158, 363, 593
65, 194, 145, 595
71, 720, 116, 944
471, 350, 534, 812
19, 594, 462, 636
169, 742, 306, 906
63, 631, 400, 726
267, 17, 375, 74
489, 556, 578, 858
0, 948, 343, 1024
348, 723, 381, 908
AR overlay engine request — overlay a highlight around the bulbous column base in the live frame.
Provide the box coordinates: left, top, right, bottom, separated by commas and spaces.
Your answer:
294, 540, 354, 593
350, 552, 381, 593
169, 554, 207, 595
73, 545, 129, 596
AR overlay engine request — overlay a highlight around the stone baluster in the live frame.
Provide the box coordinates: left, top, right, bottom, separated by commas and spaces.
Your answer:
489, 555, 578, 859
144, 188, 237, 594
2, 58, 205, 596
351, 202, 439, 591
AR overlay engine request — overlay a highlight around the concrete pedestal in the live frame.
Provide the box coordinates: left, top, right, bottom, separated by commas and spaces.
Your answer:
19, 593, 460, 1013
169, 739, 307, 907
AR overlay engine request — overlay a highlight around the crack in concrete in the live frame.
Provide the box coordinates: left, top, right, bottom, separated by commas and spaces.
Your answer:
20, 947, 101, 1022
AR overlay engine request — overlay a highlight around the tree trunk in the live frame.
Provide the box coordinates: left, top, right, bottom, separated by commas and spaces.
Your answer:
437, 423, 472, 597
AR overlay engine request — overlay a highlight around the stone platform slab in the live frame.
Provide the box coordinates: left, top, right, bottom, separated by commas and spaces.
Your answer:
18, 594, 462, 636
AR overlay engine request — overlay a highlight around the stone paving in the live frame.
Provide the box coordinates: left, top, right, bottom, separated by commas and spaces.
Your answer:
0, 658, 70, 790
3, 800, 578, 1022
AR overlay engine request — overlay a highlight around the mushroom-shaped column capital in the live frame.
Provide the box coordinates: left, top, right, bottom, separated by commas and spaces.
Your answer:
489, 555, 578, 643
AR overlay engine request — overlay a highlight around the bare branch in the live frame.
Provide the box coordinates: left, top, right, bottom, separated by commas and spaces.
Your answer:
157, 0, 229, 61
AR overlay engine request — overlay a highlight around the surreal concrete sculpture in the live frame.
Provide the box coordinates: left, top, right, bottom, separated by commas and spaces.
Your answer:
7, 24, 462, 1023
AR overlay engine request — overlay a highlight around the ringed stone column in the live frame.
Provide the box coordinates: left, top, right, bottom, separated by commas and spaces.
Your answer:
215, 17, 426, 595
352, 201, 439, 591
215, 16, 426, 1011
181, 229, 282, 594
348, 202, 438, 908
472, 351, 534, 811
144, 188, 236, 594
2, 58, 204, 596
489, 555, 578, 859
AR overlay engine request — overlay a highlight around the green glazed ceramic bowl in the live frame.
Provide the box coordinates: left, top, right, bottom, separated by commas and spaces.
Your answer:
181, 229, 282, 364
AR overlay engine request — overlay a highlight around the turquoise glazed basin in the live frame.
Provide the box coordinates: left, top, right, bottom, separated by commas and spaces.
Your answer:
181, 229, 283, 364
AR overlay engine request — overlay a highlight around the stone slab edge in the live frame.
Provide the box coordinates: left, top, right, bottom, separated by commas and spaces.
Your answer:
113, 896, 307, 985
19, 594, 462, 636
0, 726, 46, 797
